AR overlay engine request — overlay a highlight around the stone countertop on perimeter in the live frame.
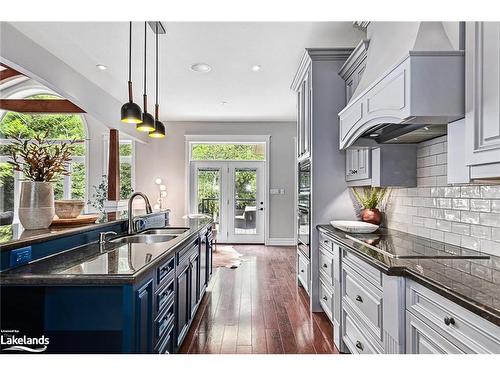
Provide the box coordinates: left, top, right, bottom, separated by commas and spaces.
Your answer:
317, 224, 500, 326
0, 216, 213, 285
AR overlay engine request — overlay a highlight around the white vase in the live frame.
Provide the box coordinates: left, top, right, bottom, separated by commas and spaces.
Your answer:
18, 181, 55, 229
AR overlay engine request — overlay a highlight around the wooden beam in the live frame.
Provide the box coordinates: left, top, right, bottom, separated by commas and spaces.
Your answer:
0, 99, 85, 113
107, 129, 121, 202
0, 68, 22, 81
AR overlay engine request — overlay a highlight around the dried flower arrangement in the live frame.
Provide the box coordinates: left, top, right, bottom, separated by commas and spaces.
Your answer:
6, 132, 76, 182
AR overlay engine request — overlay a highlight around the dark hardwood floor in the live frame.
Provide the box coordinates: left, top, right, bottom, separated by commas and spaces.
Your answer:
179, 245, 339, 354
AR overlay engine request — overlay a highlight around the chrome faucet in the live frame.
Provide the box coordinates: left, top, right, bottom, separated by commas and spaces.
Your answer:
128, 192, 153, 234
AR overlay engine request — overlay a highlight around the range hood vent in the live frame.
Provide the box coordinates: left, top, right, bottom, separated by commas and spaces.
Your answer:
338, 22, 464, 149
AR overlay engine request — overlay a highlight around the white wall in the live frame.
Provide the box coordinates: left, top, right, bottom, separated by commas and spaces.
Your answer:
135, 121, 296, 241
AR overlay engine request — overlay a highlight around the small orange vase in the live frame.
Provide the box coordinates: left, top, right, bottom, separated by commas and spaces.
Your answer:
361, 208, 382, 225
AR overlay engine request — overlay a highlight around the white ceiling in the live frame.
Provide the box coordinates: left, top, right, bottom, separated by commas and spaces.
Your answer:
9, 22, 364, 122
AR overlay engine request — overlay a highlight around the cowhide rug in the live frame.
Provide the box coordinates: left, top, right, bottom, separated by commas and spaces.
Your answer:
213, 245, 242, 269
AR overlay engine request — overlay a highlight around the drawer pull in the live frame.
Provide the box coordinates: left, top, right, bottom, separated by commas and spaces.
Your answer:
324, 240, 329, 244
355, 341, 363, 351
323, 263, 328, 268
322, 296, 328, 301
300, 269, 305, 273
444, 316, 456, 326
355, 295, 363, 303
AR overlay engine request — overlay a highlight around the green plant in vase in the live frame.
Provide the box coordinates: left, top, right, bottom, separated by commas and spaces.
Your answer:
351, 187, 388, 225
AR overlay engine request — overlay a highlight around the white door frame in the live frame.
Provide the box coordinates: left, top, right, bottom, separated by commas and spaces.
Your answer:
184, 134, 271, 244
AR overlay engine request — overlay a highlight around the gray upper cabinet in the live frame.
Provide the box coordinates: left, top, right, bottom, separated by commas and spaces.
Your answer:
345, 147, 371, 182
339, 39, 369, 103
345, 145, 417, 187
295, 66, 312, 160
465, 22, 500, 178
449, 22, 500, 182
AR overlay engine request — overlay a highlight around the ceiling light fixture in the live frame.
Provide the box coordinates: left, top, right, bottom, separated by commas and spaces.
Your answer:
251, 64, 262, 72
369, 133, 378, 137
149, 21, 166, 139
137, 22, 155, 132
120, 22, 143, 124
191, 63, 211, 73
423, 126, 429, 131
96, 64, 107, 70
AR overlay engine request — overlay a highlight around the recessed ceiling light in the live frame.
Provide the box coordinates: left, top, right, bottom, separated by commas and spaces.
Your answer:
393, 137, 399, 141
423, 126, 429, 131
96, 64, 107, 70
191, 63, 211, 73
251, 64, 262, 72
369, 133, 378, 137
220, 101, 228, 105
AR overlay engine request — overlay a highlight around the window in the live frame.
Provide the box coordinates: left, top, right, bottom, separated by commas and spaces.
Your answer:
103, 138, 135, 201
191, 143, 265, 161
0, 94, 87, 222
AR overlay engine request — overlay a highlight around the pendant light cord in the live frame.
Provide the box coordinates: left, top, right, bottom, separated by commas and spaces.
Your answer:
155, 21, 159, 120
128, 21, 133, 102
143, 21, 147, 111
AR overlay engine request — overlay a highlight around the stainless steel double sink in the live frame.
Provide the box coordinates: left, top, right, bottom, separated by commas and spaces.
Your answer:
110, 228, 190, 245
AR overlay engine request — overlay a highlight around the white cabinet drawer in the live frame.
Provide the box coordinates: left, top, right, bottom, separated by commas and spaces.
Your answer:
342, 262, 383, 342
319, 246, 334, 285
342, 306, 380, 354
319, 279, 333, 322
319, 232, 334, 253
297, 250, 310, 293
406, 280, 500, 353
342, 249, 382, 288
406, 311, 464, 354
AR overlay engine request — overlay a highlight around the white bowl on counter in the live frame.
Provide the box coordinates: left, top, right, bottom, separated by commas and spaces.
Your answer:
330, 220, 379, 233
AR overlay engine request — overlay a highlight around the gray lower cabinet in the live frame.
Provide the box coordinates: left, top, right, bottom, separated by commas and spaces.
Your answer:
297, 250, 310, 294
406, 279, 500, 353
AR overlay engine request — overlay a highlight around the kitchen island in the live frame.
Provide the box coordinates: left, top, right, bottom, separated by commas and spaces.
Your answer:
0, 211, 214, 354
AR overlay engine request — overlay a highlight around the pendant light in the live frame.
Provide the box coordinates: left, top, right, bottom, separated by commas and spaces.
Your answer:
121, 21, 143, 124
149, 21, 166, 139
137, 22, 155, 132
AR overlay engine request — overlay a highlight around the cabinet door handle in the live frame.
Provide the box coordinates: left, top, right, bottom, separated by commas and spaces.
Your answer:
444, 316, 456, 326
355, 341, 364, 351
322, 263, 328, 268
300, 269, 305, 273
355, 295, 363, 303
322, 296, 328, 301
324, 240, 329, 244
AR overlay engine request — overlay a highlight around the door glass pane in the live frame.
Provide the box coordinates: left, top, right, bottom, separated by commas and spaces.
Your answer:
234, 168, 257, 235
197, 168, 220, 231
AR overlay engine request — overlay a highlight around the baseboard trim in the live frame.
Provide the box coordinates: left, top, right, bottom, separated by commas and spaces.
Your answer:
266, 238, 296, 246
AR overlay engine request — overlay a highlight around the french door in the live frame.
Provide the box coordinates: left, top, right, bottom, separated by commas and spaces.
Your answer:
189, 161, 265, 243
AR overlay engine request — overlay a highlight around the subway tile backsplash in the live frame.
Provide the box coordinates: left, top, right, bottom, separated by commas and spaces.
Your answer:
386, 135, 500, 257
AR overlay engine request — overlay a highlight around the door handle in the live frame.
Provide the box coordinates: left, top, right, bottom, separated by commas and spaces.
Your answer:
259, 208, 264, 211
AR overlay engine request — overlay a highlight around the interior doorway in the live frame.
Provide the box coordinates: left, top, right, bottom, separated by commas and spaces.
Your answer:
186, 138, 268, 244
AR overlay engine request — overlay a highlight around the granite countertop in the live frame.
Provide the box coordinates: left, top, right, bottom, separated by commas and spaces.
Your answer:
0, 211, 131, 252
0, 217, 212, 285
317, 224, 500, 326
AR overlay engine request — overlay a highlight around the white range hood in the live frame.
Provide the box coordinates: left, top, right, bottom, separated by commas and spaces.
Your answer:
338, 22, 465, 149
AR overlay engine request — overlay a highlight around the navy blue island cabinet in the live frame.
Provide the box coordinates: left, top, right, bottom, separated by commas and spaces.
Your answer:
0, 226, 214, 354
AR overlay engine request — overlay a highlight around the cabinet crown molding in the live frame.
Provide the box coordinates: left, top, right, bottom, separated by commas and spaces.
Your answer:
339, 39, 370, 80
291, 48, 353, 91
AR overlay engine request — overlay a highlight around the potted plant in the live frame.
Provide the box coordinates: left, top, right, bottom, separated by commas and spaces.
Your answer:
7, 132, 76, 229
351, 187, 388, 225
